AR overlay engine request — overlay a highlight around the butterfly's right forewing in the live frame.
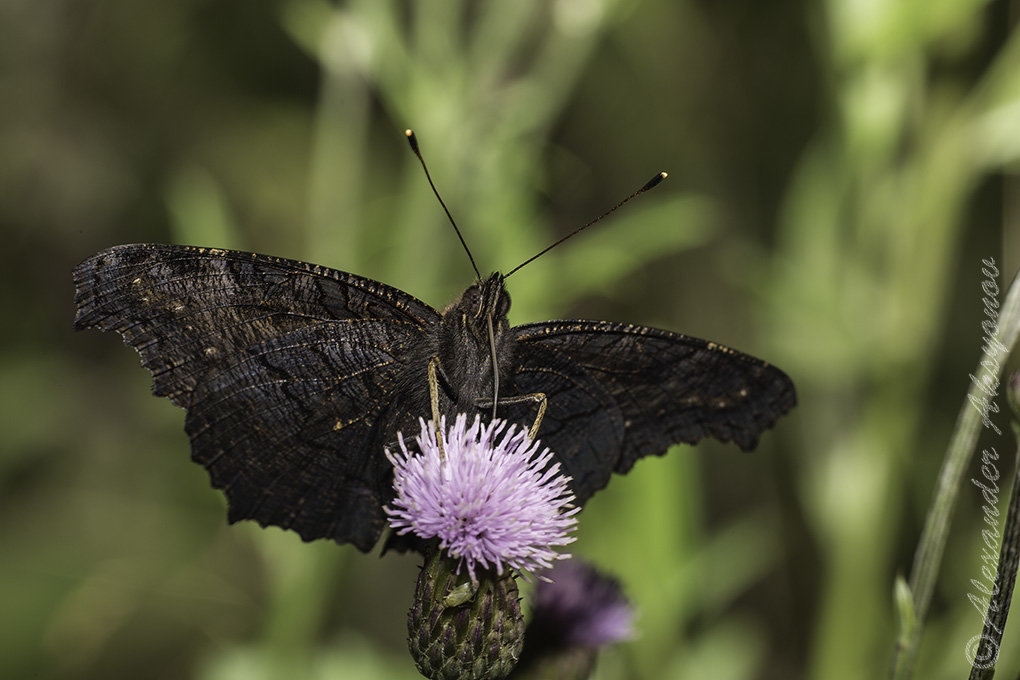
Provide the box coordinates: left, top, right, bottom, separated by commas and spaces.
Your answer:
515, 320, 796, 478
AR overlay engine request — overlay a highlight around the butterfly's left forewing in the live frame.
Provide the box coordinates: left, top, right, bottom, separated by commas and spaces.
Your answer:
515, 320, 796, 489
73, 244, 441, 405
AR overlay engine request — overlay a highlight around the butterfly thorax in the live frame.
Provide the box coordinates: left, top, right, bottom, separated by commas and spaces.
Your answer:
436, 272, 516, 413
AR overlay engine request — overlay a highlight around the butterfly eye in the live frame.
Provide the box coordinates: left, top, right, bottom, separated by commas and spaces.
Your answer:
462, 286, 482, 314
495, 290, 511, 318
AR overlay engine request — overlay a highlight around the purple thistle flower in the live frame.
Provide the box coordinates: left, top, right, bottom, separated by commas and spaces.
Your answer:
385, 414, 579, 580
530, 560, 635, 648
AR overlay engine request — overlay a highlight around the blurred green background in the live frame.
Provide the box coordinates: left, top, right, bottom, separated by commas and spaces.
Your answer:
2, 0, 1018, 678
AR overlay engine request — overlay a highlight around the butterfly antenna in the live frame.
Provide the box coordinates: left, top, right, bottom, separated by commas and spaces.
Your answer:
405, 130, 481, 280
503, 171, 668, 279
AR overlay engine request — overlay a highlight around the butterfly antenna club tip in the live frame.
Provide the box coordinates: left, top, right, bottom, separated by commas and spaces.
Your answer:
643, 172, 668, 191
405, 129, 420, 153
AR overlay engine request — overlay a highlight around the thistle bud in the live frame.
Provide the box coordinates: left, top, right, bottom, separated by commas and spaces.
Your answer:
408, 550, 524, 680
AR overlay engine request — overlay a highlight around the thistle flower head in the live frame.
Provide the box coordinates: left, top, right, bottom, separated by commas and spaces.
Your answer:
386, 414, 578, 580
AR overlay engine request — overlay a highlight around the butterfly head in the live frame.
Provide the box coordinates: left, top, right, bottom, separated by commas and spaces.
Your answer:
439, 273, 514, 406
449, 272, 511, 325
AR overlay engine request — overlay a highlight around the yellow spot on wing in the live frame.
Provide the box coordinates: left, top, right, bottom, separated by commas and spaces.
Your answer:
333, 417, 360, 431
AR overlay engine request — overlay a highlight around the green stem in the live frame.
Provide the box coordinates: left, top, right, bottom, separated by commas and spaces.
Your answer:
891, 267, 1020, 679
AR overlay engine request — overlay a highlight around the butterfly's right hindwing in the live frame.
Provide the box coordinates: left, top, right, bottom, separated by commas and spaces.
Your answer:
505, 343, 625, 505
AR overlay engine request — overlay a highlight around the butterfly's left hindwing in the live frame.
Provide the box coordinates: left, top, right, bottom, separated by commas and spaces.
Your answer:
187, 320, 423, 551
515, 320, 796, 478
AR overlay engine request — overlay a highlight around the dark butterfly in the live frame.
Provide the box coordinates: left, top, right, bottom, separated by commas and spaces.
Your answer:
73, 241, 794, 553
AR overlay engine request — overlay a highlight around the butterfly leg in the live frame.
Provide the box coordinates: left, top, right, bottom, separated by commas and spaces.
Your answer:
427, 356, 446, 456
476, 392, 547, 441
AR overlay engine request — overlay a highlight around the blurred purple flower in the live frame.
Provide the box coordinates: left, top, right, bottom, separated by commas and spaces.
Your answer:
385, 414, 579, 580
530, 560, 635, 648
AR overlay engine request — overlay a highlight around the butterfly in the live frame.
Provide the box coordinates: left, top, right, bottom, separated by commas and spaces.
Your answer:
73, 241, 796, 553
